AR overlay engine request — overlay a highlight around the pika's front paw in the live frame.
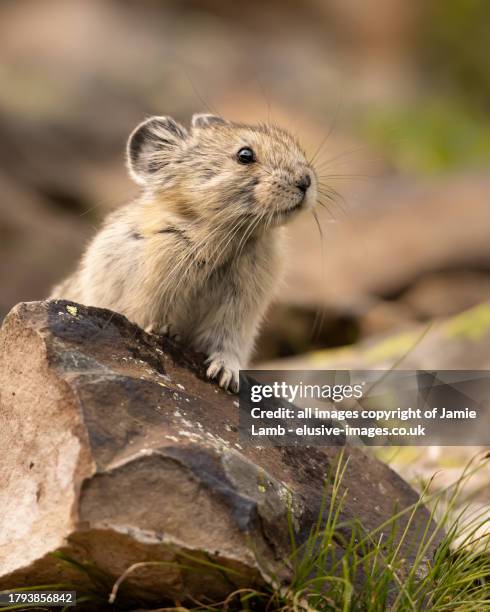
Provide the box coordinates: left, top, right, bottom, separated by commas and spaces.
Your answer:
206, 354, 240, 393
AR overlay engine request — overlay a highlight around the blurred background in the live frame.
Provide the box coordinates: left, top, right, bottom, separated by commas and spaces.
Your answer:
1, 0, 490, 508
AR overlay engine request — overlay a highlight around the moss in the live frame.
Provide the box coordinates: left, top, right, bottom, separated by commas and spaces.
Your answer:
443, 302, 490, 341
66, 305, 78, 316
363, 331, 419, 364
308, 345, 355, 365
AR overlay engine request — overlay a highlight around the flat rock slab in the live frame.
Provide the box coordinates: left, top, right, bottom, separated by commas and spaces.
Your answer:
0, 300, 439, 607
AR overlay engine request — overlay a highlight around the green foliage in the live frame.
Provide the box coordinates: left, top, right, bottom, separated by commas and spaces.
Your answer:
363, 1, 490, 175
363, 100, 490, 174
420, 0, 490, 112
249, 453, 490, 611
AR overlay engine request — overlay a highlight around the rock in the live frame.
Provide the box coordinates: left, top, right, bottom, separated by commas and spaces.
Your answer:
282, 176, 490, 312
0, 300, 439, 607
254, 302, 361, 363
261, 302, 490, 371
396, 270, 490, 320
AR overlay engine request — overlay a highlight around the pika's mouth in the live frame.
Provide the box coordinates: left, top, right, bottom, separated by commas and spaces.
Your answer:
278, 200, 304, 217
288, 200, 304, 212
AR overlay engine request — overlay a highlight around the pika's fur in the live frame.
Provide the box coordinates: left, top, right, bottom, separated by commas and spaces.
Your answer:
51, 113, 317, 391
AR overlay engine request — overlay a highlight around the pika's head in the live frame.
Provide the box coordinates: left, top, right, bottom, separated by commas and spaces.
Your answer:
127, 113, 317, 226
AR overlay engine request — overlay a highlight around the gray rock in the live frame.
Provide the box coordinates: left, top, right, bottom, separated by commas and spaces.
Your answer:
0, 300, 439, 606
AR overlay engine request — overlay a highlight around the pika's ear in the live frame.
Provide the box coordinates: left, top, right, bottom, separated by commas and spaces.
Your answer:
127, 116, 187, 185
191, 113, 229, 129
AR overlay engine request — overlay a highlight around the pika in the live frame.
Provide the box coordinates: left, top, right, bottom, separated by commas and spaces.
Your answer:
51, 113, 317, 392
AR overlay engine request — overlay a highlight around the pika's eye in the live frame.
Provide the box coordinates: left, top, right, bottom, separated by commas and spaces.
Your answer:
236, 147, 255, 164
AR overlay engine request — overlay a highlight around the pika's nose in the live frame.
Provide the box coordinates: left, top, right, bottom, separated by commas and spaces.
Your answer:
296, 174, 311, 194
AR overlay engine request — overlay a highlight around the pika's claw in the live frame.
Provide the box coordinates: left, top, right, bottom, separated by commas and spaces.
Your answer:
145, 323, 171, 336
157, 324, 181, 342
206, 355, 240, 393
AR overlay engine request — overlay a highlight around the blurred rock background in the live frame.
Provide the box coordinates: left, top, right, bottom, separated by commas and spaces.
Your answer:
1, 0, 489, 499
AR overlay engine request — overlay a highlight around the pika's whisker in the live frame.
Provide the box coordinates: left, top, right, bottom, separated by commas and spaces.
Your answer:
310, 209, 327, 339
